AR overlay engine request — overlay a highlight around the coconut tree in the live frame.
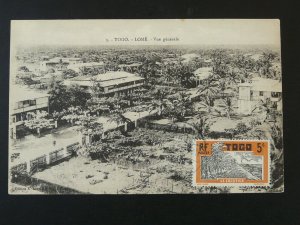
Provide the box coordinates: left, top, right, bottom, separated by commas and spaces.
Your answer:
251, 98, 275, 122
188, 116, 210, 139
149, 88, 170, 116
179, 65, 196, 88
166, 92, 193, 122
218, 96, 234, 119
197, 96, 215, 119
197, 76, 219, 97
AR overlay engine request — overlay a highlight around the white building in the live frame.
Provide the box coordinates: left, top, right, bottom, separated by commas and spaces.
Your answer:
10, 86, 50, 139
40, 57, 69, 72
193, 67, 213, 86
237, 77, 282, 115
181, 53, 200, 63
64, 71, 145, 97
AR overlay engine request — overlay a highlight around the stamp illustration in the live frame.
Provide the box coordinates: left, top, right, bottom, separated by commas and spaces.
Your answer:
194, 140, 270, 187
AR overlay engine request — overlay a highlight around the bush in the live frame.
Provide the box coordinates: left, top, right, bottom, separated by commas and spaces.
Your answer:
86, 141, 111, 161
235, 122, 249, 134
169, 171, 185, 181
115, 137, 142, 147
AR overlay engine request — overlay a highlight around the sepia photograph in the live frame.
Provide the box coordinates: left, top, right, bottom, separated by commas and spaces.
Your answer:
8, 19, 283, 194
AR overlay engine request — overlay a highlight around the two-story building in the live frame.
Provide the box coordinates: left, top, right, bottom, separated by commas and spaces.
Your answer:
237, 77, 282, 115
10, 86, 50, 139
64, 71, 145, 97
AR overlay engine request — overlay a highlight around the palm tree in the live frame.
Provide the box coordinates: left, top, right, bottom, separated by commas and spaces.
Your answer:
197, 96, 215, 119
197, 76, 219, 97
149, 88, 170, 116
251, 98, 276, 122
218, 96, 234, 119
179, 66, 196, 88
188, 116, 210, 139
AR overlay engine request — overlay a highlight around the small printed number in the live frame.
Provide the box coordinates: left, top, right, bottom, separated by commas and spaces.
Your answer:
257, 143, 264, 153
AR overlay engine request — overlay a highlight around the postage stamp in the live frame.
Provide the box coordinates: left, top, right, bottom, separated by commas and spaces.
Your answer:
193, 140, 270, 187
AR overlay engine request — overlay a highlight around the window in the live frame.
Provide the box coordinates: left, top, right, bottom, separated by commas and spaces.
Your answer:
29, 100, 36, 106
15, 114, 22, 122
22, 100, 30, 107
259, 91, 264, 96
271, 92, 280, 98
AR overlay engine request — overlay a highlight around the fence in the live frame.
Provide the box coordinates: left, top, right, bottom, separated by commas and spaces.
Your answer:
66, 142, 80, 155
30, 155, 47, 174
11, 141, 81, 176
49, 148, 65, 164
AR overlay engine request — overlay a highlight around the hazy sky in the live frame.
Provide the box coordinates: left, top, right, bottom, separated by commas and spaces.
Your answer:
11, 19, 280, 47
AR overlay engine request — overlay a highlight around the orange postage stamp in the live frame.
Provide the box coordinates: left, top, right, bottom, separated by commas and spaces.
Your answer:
193, 140, 270, 187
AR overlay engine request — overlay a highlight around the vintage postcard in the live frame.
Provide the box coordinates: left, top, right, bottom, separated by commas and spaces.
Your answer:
9, 19, 283, 194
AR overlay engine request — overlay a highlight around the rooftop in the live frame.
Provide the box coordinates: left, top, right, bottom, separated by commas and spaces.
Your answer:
118, 62, 142, 67
193, 67, 212, 80
181, 53, 200, 59
10, 85, 49, 103
65, 71, 144, 88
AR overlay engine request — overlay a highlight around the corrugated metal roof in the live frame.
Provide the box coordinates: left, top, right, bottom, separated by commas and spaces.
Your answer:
10, 85, 49, 102
64, 71, 144, 88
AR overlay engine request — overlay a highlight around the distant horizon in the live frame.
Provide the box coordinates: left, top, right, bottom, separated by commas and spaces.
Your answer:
15, 44, 281, 52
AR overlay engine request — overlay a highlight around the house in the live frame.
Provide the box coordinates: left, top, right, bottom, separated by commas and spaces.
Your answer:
181, 53, 200, 63
64, 71, 145, 97
118, 62, 142, 73
67, 62, 105, 75
9, 86, 50, 139
202, 58, 212, 67
193, 67, 213, 86
40, 72, 64, 87
40, 57, 69, 72
237, 77, 282, 115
